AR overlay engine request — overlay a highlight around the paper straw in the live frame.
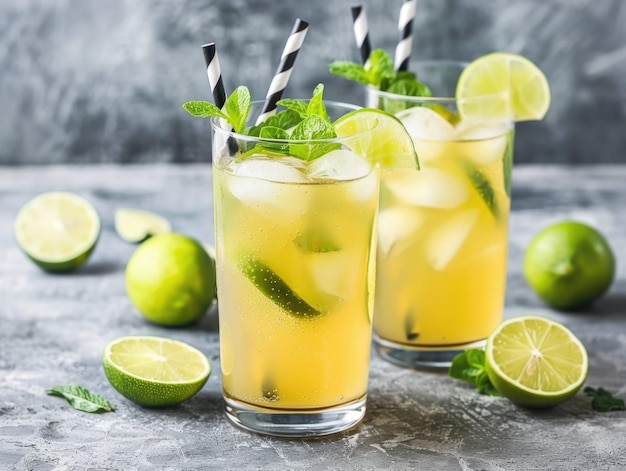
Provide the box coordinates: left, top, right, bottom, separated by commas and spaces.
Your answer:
351, 5, 371, 65
255, 18, 309, 125
202, 43, 227, 109
394, 0, 417, 72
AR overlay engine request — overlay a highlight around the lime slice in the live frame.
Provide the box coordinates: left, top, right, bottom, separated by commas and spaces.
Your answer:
239, 257, 322, 319
14, 191, 101, 272
103, 336, 211, 407
115, 208, 172, 243
456, 52, 551, 121
334, 108, 419, 169
462, 160, 499, 219
485, 316, 588, 408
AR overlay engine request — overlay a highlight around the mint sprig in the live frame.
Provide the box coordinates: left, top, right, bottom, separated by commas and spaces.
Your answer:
47, 385, 117, 413
448, 348, 500, 396
182, 85, 251, 134
584, 387, 626, 412
329, 48, 432, 97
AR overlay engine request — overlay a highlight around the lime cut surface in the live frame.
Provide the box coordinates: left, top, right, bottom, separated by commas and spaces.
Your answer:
485, 316, 588, 408
456, 52, 551, 121
334, 108, 419, 169
14, 191, 101, 272
115, 208, 172, 243
103, 336, 211, 407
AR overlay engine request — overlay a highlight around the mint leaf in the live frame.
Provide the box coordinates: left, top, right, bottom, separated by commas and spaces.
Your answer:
306, 84, 330, 122
387, 79, 432, 97
182, 101, 228, 120
449, 349, 501, 397
259, 126, 290, 140
225, 86, 251, 133
366, 49, 395, 88
289, 115, 339, 161
246, 109, 303, 137
328, 61, 369, 85
47, 385, 117, 413
584, 387, 626, 412
276, 99, 309, 118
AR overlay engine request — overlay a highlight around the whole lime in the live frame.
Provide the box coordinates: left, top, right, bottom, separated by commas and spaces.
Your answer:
523, 221, 615, 310
125, 233, 216, 326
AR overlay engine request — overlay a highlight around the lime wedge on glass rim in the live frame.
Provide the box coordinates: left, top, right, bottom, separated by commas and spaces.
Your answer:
456, 52, 551, 121
485, 316, 588, 408
334, 108, 420, 169
103, 336, 211, 407
114, 208, 172, 243
14, 191, 101, 272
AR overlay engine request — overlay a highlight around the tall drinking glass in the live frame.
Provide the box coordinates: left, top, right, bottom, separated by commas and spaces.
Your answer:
212, 102, 378, 437
366, 61, 514, 369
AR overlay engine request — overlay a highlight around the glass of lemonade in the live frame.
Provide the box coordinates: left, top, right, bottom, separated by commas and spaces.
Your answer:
366, 61, 514, 369
211, 101, 379, 437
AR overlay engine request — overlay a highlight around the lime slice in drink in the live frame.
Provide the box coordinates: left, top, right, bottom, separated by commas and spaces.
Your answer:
239, 256, 323, 319
14, 191, 101, 272
456, 52, 551, 121
115, 208, 172, 243
485, 316, 588, 408
103, 336, 211, 407
334, 108, 419, 169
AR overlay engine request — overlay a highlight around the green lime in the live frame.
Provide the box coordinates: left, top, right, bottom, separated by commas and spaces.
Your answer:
456, 52, 551, 121
103, 336, 211, 407
524, 221, 615, 310
125, 233, 216, 326
14, 191, 101, 272
485, 316, 588, 408
115, 208, 172, 243
334, 108, 419, 169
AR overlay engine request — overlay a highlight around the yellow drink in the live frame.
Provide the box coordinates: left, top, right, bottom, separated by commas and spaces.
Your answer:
375, 127, 513, 347
215, 161, 377, 410
210, 99, 381, 436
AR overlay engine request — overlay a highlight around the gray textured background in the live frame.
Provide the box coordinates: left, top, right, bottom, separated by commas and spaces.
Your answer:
1, 0, 625, 165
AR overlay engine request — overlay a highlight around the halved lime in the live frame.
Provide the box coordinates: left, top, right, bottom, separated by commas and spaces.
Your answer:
14, 191, 101, 272
456, 52, 551, 121
103, 336, 211, 407
114, 208, 172, 243
485, 316, 588, 408
334, 108, 419, 169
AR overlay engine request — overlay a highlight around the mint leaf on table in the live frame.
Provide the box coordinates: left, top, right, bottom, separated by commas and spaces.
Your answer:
47, 385, 117, 413
449, 348, 501, 397
584, 387, 626, 412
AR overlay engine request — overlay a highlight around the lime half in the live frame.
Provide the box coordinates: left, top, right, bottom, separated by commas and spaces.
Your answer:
334, 108, 419, 169
115, 208, 172, 243
103, 336, 211, 407
456, 53, 551, 121
14, 191, 101, 272
485, 316, 588, 408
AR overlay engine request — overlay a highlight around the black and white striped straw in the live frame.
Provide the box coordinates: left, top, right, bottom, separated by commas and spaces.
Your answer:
255, 18, 309, 125
202, 42, 227, 109
394, 0, 417, 72
351, 5, 372, 65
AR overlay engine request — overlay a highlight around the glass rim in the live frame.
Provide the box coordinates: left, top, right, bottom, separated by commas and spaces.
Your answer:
210, 99, 373, 144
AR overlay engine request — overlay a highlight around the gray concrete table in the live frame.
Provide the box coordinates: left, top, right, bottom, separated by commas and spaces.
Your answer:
1, 164, 625, 470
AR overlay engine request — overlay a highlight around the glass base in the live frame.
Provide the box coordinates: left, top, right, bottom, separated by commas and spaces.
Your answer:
374, 334, 486, 370
223, 394, 367, 438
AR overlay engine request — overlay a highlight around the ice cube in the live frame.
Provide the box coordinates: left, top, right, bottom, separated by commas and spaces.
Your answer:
378, 207, 423, 257
455, 122, 509, 165
306, 149, 372, 181
386, 168, 469, 209
396, 106, 457, 141
226, 157, 309, 214
426, 209, 479, 271
307, 251, 357, 299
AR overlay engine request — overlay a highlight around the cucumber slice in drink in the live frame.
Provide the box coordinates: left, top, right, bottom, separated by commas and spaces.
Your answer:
239, 257, 322, 319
